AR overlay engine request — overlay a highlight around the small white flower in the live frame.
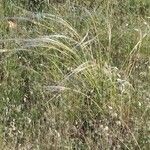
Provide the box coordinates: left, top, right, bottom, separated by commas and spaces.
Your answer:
27, 117, 32, 124
108, 106, 113, 110
8, 21, 17, 29
138, 102, 142, 107
144, 21, 148, 25
104, 126, 109, 132
116, 121, 121, 126
134, 28, 139, 31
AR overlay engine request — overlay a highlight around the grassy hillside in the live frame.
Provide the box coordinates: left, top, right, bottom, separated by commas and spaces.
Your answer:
0, 0, 150, 149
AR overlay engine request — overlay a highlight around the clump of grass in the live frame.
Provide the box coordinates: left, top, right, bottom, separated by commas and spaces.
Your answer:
0, 0, 150, 149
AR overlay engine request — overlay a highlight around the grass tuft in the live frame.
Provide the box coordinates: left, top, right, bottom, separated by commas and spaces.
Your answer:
0, 0, 150, 149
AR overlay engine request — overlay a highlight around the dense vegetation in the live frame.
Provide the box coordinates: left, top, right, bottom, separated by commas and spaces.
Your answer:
0, 0, 150, 149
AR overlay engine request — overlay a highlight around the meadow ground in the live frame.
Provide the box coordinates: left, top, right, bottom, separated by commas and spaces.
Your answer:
0, 0, 150, 149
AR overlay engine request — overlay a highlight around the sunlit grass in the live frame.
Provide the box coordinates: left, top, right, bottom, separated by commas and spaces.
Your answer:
0, 0, 150, 149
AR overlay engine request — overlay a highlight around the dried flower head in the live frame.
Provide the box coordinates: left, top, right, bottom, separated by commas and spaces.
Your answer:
8, 20, 17, 29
